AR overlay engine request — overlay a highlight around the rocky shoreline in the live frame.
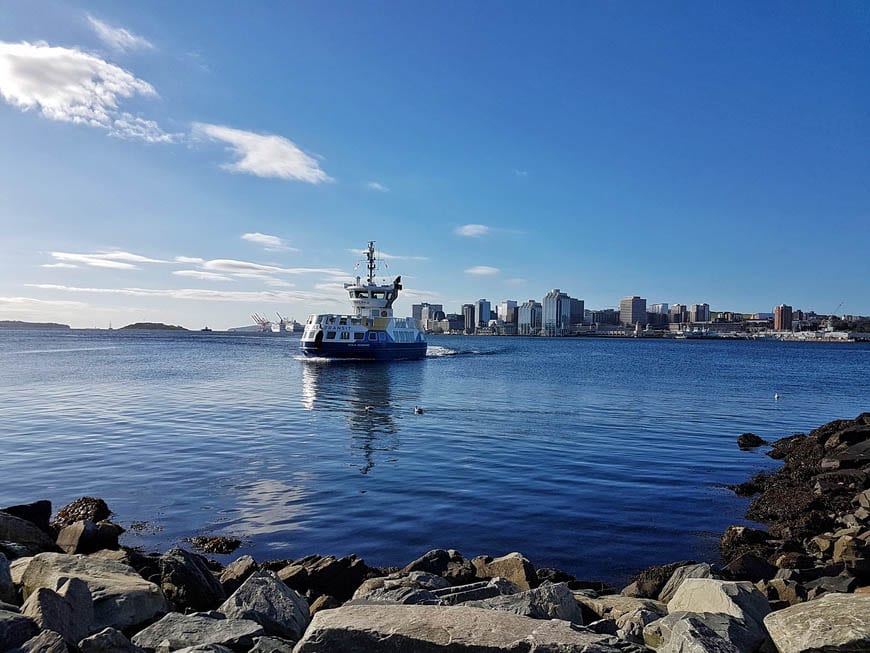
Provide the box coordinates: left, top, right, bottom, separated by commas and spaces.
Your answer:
1, 414, 869, 652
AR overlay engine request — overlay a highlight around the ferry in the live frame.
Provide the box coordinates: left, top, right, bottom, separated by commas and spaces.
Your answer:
300, 242, 427, 360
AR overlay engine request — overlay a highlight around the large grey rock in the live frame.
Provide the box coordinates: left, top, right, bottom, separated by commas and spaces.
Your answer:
574, 592, 667, 622
430, 577, 521, 605
277, 554, 369, 603
464, 582, 583, 623
763, 593, 870, 652
10, 557, 33, 585
249, 636, 295, 652
659, 616, 739, 652
667, 579, 770, 629
347, 586, 443, 605
658, 564, 713, 603
21, 552, 168, 631
171, 646, 234, 653
401, 549, 477, 585
56, 520, 98, 554
0, 501, 52, 535
0, 553, 15, 604
645, 611, 767, 652
219, 556, 257, 596
78, 627, 144, 652
0, 609, 39, 650
218, 571, 309, 640
21, 577, 93, 644
471, 552, 537, 590
352, 571, 449, 599
131, 612, 264, 651
292, 604, 631, 652
160, 547, 225, 612
6, 629, 69, 652
0, 512, 58, 557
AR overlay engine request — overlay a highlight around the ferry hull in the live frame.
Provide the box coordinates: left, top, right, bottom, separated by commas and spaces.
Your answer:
300, 341, 427, 361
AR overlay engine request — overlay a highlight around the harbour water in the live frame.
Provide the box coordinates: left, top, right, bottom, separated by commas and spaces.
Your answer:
1, 329, 868, 582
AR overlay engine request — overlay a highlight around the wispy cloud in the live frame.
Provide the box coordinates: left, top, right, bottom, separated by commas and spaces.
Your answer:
192, 123, 331, 183
348, 249, 427, 261
242, 232, 298, 252
172, 270, 232, 282
41, 262, 78, 269
201, 259, 343, 276
29, 284, 336, 305
465, 265, 500, 276
174, 256, 205, 264
0, 296, 88, 311
366, 181, 389, 192
87, 16, 154, 53
505, 277, 527, 286
515, 169, 528, 177
50, 250, 165, 270
455, 224, 491, 238
0, 41, 174, 143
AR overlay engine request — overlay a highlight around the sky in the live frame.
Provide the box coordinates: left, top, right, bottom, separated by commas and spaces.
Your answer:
1, 1, 868, 328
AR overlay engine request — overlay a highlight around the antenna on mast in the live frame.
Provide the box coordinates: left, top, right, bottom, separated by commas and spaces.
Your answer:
366, 241, 376, 284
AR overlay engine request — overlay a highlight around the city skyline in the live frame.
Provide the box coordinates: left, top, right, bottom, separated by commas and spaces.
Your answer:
1, 2, 868, 329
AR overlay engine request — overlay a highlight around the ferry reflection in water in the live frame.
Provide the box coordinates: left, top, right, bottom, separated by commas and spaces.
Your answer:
300, 361, 423, 474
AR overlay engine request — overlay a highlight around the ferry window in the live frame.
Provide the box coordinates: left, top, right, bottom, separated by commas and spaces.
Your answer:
372, 291, 385, 299
368, 332, 377, 341
355, 291, 368, 298
354, 332, 364, 340
386, 292, 394, 300
326, 331, 336, 340
340, 331, 350, 340
339, 318, 347, 325
378, 332, 387, 342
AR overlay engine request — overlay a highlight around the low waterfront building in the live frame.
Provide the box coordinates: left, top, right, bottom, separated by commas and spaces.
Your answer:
620, 296, 647, 326
591, 309, 620, 325
518, 300, 542, 335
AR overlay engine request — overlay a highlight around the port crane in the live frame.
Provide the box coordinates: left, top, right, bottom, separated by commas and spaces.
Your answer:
251, 313, 272, 332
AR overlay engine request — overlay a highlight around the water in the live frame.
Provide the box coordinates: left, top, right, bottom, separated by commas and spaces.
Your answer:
1, 329, 868, 583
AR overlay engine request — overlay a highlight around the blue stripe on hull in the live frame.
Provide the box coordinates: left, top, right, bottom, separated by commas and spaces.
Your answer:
300, 341, 427, 361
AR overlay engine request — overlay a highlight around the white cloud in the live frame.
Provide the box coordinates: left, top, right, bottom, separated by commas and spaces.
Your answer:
505, 277, 527, 287
192, 122, 331, 183
465, 265, 500, 276
87, 16, 154, 53
51, 250, 165, 269
0, 41, 173, 142
242, 232, 297, 251
173, 270, 232, 282
455, 224, 491, 237
515, 169, 528, 177
348, 249, 427, 261
41, 262, 78, 269
202, 258, 344, 277
366, 181, 389, 192
0, 296, 87, 311
29, 284, 336, 305
174, 256, 205, 264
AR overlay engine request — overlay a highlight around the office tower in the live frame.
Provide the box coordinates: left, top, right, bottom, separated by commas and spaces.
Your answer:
774, 304, 794, 331
474, 299, 491, 329
518, 300, 542, 335
690, 303, 711, 322
620, 296, 647, 326
461, 304, 475, 334
542, 289, 571, 336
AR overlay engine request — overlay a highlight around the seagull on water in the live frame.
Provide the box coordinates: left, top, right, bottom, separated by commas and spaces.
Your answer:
364, 405, 374, 412
414, 406, 424, 415
774, 393, 780, 400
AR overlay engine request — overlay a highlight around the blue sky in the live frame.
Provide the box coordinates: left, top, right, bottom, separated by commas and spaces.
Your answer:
1, 1, 868, 328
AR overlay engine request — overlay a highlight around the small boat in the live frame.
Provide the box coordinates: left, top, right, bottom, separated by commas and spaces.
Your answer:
200, 326, 213, 332
300, 241, 427, 360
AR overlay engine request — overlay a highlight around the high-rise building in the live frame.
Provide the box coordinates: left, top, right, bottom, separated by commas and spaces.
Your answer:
461, 304, 475, 334
569, 298, 585, 326
499, 300, 518, 326
542, 289, 572, 336
412, 303, 443, 322
774, 304, 794, 331
518, 300, 542, 335
620, 296, 647, 326
669, 304, 687, 324
690, 303, 711, 322
592, 309, 620, 325
474, 299, 491, 329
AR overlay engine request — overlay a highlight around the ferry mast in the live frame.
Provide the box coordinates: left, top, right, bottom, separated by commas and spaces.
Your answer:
366, 241, 377, 284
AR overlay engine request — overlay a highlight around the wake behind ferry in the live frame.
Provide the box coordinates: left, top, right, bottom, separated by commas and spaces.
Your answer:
300, 242, 427, 360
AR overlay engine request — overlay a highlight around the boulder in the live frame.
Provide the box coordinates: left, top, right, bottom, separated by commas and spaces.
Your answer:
0, 512, 59, 557
347, 586, 443, 606
463, 582, 583, 623
722, 553, 777, 583
160, 547, 226, 611
10, 557, 32, 585
0, 553, 15, 604
218, 571, 309, 640
738, 433, 767, 449
0, 609, 39, 650
249, 636, 295, 652
184, 536, 242, 555
78, 627, 144, 652
0, 502, 52, 535
56, 520, 98, 554
659, 563, 713, 603
131, 613, 264, 651
307, 594, 339, 617
719, 526, 770, 563
21, 552, 168, 631
623, 560, 695, 599
574, 593, 667, 623
804, 571, 858, 594
21, 577, 93, 644
293, 604, 631, 652
401, 549, 476, 585
351, 571, 449, 600
657, 615, 739, 652
430, 578, 520, 605
821, 439, 870, 470
219, 556, 258, 596
645, 610, 767, 652
53, 498, 110, 528
276, 554, 369, 602
171, 646, 234, 653
667, 579, 770, 630
759, 578, 806, 606
763, 593, 870, 652
471, 552, 537, 590
6, 629, 69, 652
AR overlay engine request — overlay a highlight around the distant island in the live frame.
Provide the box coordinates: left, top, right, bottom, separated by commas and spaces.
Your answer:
0, 320, 70, 330
119, 322, 187, 331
